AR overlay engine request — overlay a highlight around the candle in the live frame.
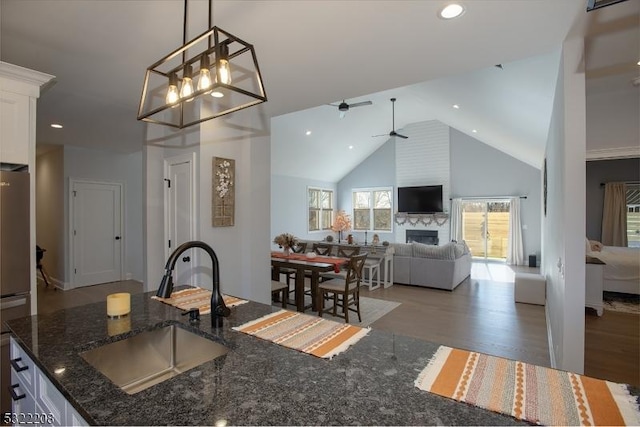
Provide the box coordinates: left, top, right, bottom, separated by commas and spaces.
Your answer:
106, 293, 131, 317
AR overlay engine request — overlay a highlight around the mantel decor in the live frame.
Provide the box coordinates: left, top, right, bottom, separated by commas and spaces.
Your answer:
212, 157, 235, 227
394, 212, 449, 226
137, 0, 267, 129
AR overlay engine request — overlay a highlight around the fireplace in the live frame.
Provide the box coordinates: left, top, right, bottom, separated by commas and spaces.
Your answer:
406, 230, 438, 245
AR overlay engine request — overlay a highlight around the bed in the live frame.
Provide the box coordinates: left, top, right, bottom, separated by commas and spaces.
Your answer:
587, 244, 640, 295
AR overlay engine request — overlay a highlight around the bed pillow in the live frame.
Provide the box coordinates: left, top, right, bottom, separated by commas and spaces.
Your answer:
589, 240, 603, 252
585, 237, 592, 254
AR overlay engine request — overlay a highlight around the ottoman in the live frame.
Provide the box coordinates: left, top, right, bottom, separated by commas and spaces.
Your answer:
514, 272, 546, 305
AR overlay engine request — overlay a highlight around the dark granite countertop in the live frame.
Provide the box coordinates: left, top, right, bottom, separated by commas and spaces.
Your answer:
5, 289, 527, 426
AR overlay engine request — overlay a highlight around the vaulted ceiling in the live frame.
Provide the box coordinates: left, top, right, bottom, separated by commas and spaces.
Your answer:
1, 0, 637, 182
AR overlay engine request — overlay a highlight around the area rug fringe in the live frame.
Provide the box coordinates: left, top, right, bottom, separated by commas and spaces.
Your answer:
233, 309, 370, 359
415, 345, 640, 426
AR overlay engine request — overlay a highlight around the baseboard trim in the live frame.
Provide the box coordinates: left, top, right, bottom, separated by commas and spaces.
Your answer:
545, 304, 557, 369
36, 274, 66, 290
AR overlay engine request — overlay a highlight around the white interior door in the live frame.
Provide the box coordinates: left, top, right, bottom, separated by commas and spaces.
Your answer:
72, 181, 123, 287
165, 154, 196, 286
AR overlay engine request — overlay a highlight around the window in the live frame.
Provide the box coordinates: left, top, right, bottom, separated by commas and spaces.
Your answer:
308, 187, 333, 232
627, 184, 640, 248
352, 188, 392, 232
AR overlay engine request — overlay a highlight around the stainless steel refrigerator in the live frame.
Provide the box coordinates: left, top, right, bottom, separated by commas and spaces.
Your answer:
0, 170, 31, 417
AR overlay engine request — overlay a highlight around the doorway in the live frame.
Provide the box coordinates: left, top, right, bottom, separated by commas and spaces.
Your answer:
461, 200, 510, 261
164, 153, 197, 286
70, 180, 123, 287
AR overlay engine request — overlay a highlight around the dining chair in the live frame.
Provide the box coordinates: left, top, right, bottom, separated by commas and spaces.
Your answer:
337, 245, 360, 258
321, 245, 361, 282
271, 280, 289, 308
312, 242, 333, 256
281, 242, 308, 292
318, 253, 367, 323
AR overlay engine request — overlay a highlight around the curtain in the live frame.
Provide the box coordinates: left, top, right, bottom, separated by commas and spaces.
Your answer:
601, 182, 627, 247
506, 197, 524, 265
450, 198, 463, 242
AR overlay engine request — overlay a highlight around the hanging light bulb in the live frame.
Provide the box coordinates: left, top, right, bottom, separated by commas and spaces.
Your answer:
166, 73, 179, 105
180, 64, 194, 100
197, 54, 212, 92
216, 44, 232, 85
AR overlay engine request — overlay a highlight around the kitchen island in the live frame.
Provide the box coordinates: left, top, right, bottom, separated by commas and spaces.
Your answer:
5, 289, 526, 426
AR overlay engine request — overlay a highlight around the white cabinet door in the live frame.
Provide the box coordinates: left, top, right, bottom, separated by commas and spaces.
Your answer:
0, 90, 30, 164
9, 338, 88, 426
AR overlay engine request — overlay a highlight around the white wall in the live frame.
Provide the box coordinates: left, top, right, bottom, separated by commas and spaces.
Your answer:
396, 120, 451, 244
143, 126, 200, 292
35, 147, 64, 284
543, 39, 586, 374
199, 116, 271, 304
64, 146, 144, 284
450, 128, 542, 262
271, 174, 337, 244
144, 107, 272, 306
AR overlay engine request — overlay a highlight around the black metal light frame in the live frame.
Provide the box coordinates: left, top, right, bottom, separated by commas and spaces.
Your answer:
137, 1, 267, 129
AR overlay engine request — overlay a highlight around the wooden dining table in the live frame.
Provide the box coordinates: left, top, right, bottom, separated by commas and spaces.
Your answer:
271, 251, 349, 312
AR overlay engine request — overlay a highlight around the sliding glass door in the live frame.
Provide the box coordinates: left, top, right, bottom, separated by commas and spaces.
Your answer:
461, 200, 510, 261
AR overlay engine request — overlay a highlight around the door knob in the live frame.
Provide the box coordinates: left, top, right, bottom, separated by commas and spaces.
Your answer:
115, 236, 121, 240
182, 256, 190, 262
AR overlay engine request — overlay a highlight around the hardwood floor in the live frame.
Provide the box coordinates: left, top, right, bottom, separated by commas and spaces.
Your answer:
585, 308, 640, 386
361, 263, 551, 368
36, 280, 144, 316
36, 263, 639, 386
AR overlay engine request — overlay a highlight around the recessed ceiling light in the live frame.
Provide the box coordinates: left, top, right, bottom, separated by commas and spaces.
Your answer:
51, 123, 63, 129
637, 60, 640, 66
452, 104, 460, 109
439, 3, 465, 19
472, 129, 477, 133
349, 145, 354, 150
305, 130, 312, 136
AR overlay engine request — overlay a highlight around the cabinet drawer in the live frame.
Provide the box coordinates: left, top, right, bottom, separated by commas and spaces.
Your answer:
35, 371, 65, 426
8, 372, 36, 426
65, 402, 89, 427
9, 337, 35, 391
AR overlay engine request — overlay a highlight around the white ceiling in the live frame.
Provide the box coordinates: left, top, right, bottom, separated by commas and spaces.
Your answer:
1, 0, 638, 179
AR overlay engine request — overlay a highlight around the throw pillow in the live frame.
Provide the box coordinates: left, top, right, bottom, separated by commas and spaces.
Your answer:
411, 242, 455, 260
391, 243, 413, 257
453, 242, 465, 258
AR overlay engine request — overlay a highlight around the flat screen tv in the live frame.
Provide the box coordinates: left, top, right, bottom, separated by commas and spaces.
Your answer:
397, 185, 443, 213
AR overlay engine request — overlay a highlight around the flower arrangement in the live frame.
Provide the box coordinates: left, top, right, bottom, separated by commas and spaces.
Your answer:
331, 210, 352, 232
331, 210, 352, 243
273, 233, 298, 249
215, 160, 233, 198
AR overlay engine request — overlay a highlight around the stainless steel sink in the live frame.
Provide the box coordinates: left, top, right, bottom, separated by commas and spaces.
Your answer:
80, 324, 229, 394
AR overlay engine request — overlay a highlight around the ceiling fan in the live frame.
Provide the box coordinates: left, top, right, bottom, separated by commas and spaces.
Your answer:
328, 99, 373, 118
373, 98, 408, 139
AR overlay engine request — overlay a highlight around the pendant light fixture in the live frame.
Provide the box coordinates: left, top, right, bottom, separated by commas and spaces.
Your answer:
137, 0, 267, 129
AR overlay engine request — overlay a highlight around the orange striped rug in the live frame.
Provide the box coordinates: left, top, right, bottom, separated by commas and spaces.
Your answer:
415, 346, 640, 426
232, 309, 370, 359
152, 286, 248, 315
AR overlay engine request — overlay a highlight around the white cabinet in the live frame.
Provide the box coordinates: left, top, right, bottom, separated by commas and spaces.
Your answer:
0, 90, 30, 164
9, 337, 88, 426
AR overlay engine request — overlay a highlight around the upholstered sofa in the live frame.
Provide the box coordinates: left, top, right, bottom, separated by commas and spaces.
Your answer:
390, 241, 471, 291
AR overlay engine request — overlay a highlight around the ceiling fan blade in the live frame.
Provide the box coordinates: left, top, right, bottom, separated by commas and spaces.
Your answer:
372, 133, 388, 138
396, 133, 409, 139
349, 101, 372, 108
